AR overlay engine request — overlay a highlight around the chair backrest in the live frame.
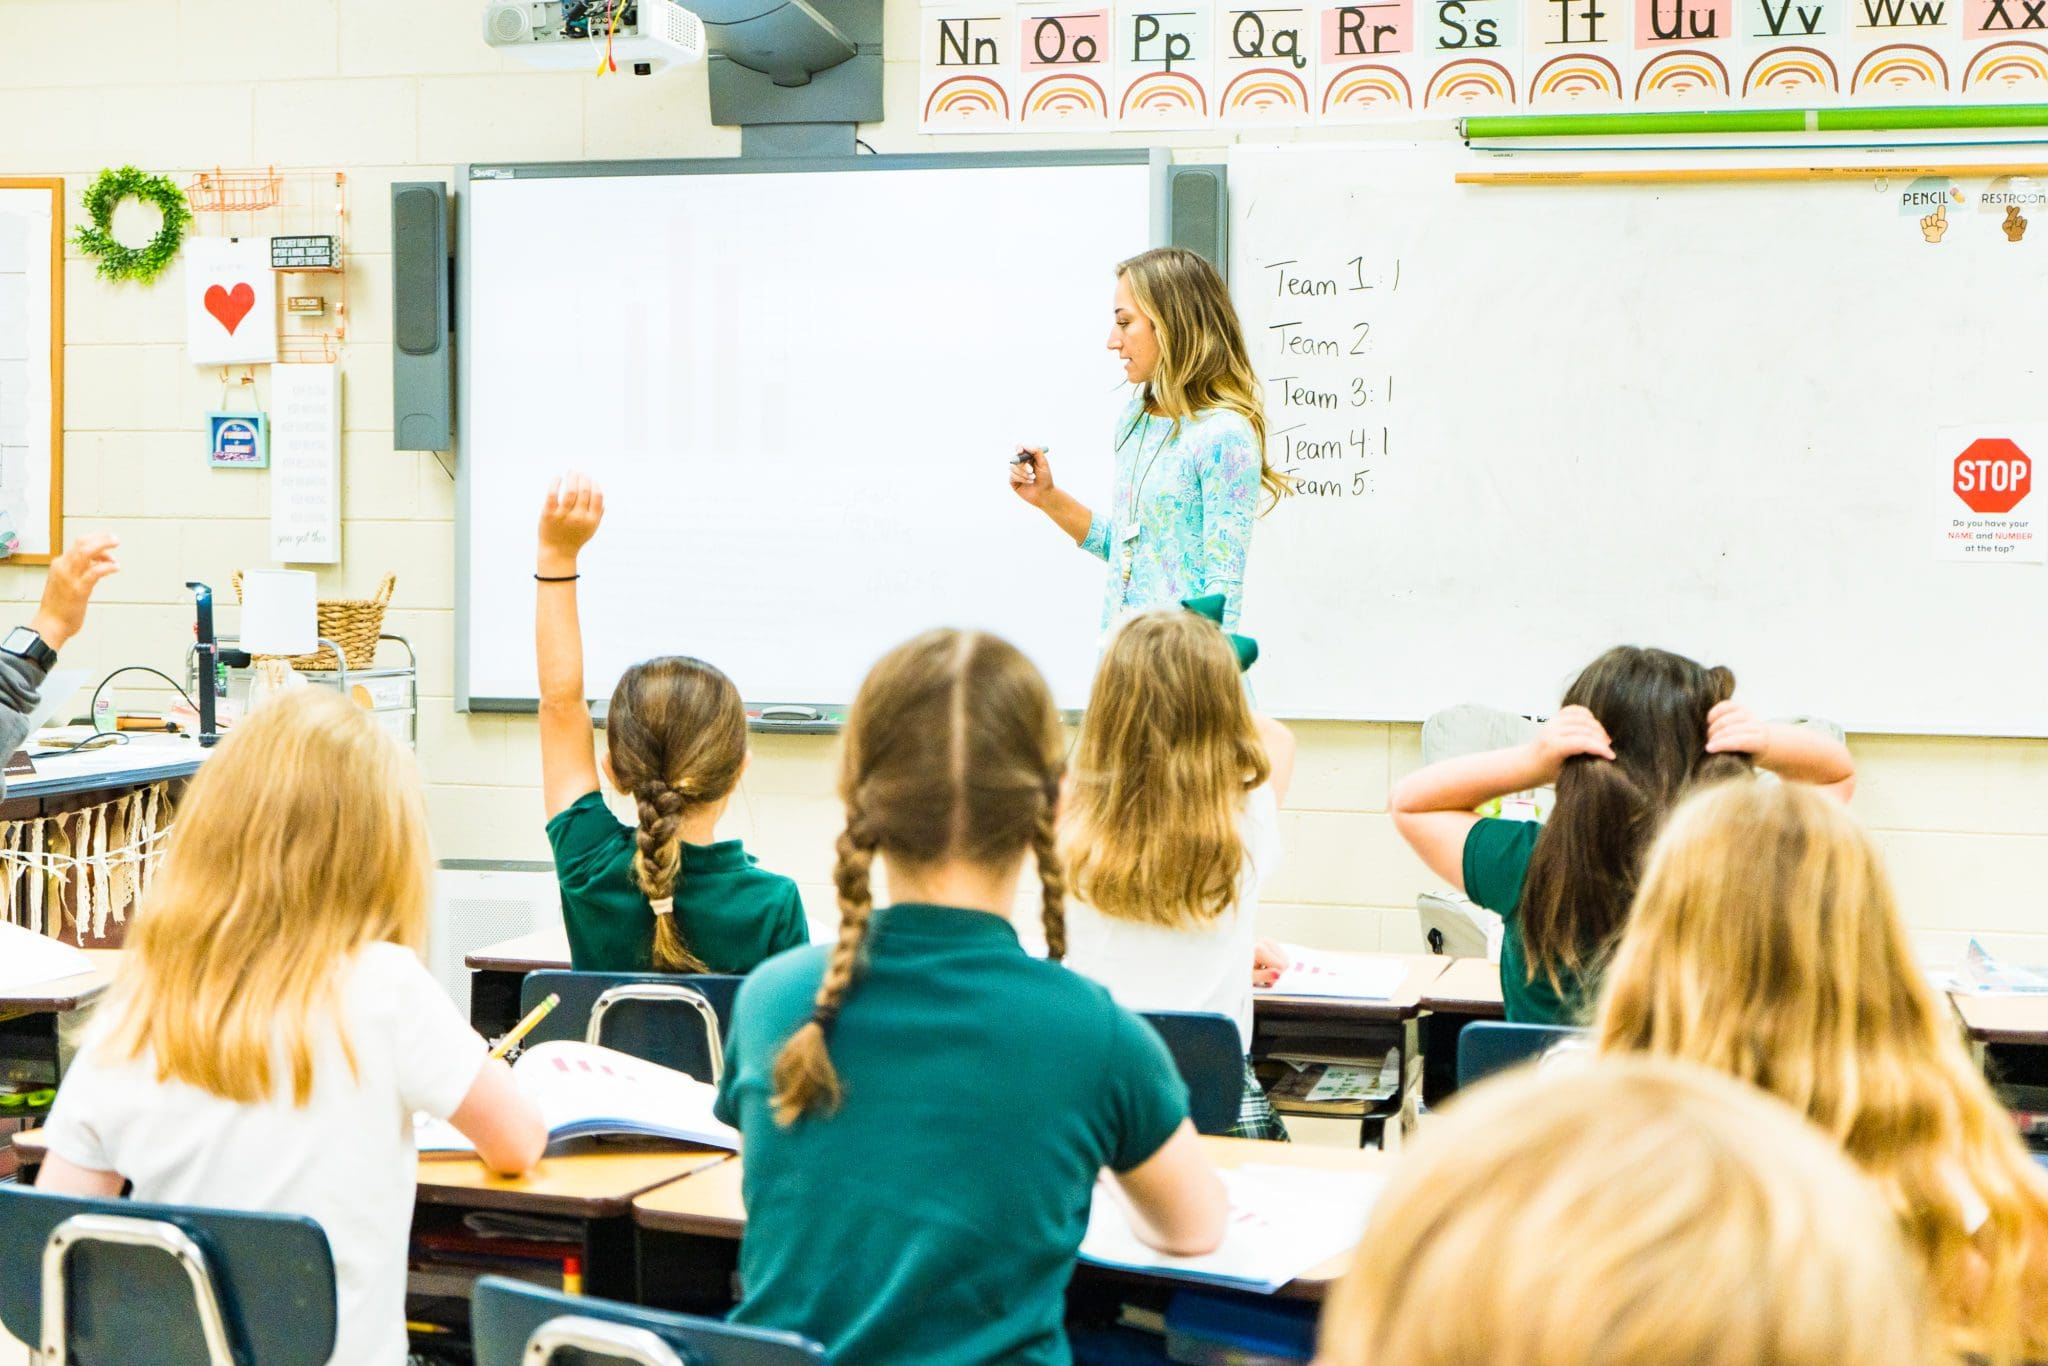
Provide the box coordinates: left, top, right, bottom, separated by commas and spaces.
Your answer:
0, 1185, 335, 1366
471, 1275, 827, 1365
1140, 1011, 1246, 1137
1455, 1021, 1586, 1089
520, 971, 743, 1082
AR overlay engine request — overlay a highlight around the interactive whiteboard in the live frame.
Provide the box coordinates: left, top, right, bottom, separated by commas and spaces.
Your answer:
458, 154, 1155, 713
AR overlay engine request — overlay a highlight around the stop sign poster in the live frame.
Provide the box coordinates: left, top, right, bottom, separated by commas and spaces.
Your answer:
1939, 427, 2046, 564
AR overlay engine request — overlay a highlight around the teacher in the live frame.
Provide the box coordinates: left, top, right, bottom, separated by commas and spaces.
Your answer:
1010, 247, 1288, 633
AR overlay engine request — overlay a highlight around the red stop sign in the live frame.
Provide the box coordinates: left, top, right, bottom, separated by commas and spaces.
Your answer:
1955, 438, 2033, 514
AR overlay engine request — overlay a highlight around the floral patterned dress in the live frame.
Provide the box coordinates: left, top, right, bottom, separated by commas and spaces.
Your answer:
1079, 398, 1262, 632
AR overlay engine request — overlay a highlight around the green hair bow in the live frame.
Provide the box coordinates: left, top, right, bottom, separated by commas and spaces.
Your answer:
1181, 595, 1259, 672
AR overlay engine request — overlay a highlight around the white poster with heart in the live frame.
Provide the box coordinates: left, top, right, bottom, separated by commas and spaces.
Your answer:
184, 235, 276, 366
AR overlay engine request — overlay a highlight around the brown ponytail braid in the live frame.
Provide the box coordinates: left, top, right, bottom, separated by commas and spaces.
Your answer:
769, 629, 1066, 1124
605, 657, 748, 975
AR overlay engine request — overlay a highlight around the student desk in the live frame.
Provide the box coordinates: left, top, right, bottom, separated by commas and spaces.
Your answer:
1252, 953, 1450, 1146
631, 1136, 1383, 1312
1416, 956, 1506, 1105
1949, 991, 2048, 1098
467, 929, 571, 1037
11, 1127, 728, 1302
0, 950, 119, 1165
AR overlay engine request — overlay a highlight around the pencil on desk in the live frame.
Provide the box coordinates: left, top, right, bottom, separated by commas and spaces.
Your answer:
489, 992, 560, 1060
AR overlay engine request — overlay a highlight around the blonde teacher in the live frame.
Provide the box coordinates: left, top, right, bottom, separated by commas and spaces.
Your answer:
1010, 247, 1288, 632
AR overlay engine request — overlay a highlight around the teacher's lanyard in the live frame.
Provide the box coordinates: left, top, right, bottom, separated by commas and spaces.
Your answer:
1118, 418, 1171, 587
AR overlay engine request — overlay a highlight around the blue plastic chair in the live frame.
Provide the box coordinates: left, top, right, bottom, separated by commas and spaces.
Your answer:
520, 970, 743, 1083
1455, 1021, 1586, 1089
471, 1275, 826, 1364
1141, 1011, 1248, 1136
0, 1184, 335, 1365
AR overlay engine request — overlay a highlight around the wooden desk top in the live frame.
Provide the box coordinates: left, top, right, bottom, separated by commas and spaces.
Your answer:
633, 1135, 1383, 1298
466, 929, 571, 973
0, 949, 120, 1017
1950, 991, 2048, 1045
12, 1128, 727, 1220
10, 734, 204, 801
1419, 956, 1506, 1017
1253, 953, 1452, 1023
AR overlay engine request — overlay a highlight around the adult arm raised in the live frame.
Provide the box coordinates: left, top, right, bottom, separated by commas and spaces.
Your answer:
1009, 448, 1099, 550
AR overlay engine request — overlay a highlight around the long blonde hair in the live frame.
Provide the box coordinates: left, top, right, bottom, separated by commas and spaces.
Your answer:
1597, 779, 2048, 1363
1318, 1057, 1930, 1366
1117, 247, 1289, 509
605, 656, 747, 972
101, 690, 434, 1106
1062, 609, 1268, 928
771, 629, 1067, 1125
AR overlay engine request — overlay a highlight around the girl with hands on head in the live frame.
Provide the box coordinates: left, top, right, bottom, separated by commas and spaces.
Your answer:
535, 473, 807, 977
1389, 645, 1856, 1024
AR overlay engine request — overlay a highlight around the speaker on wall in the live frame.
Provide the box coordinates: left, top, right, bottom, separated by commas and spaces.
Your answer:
1167, 164, 1227, 274
392, 182, 453, 452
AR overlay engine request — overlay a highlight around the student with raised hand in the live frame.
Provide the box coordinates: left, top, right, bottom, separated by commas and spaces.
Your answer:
36, 690, 546, 1366
0, 533, 120, 788
1597, 779, 2048, 1364
714, 628, 1228, 1365
1388, 645, 1855, 1023
1062, 600, 1296, 1139
1316, 1056, 1930, 1366
536, 473, 806, 973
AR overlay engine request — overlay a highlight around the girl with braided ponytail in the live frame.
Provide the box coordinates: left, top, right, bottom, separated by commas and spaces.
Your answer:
714, 628, 1227, 1366
536, 474, 806, 974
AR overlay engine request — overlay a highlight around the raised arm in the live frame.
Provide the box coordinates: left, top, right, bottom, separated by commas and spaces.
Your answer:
1705, 703, 1857, 801
1389, 707, 1614, 890
1010, 447, 1099, 550
536, 474, 605, 819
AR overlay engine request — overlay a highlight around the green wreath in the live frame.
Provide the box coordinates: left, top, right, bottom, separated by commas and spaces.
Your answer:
73, 166, 191, 284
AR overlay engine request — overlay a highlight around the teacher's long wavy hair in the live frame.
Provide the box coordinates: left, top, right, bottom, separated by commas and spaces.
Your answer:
1117, 247, 1291, 509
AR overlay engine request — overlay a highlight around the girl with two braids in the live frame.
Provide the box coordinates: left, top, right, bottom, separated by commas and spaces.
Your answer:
713, 628, 1227, 1365
1389, 645, 1856, 1024
536, 475, 807, 974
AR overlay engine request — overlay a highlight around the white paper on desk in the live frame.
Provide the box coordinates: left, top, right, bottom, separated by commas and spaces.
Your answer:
0, 921, 93, 991
1255, 947, 1406, 1001
416, 1041, 739, 1155
1080, 1165, 1383, 1294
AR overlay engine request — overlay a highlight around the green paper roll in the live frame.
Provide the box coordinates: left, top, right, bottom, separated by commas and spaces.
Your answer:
1462, 104, 2048, 139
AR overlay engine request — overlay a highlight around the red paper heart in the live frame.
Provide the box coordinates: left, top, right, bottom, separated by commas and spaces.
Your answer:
204, 282, 256, 335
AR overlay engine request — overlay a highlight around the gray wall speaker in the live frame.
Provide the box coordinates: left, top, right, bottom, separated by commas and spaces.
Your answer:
392, 182, 453, 452
1167, 165, 1227, 273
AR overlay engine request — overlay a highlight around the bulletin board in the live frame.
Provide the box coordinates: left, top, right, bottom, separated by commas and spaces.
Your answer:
0, 180, 63, 565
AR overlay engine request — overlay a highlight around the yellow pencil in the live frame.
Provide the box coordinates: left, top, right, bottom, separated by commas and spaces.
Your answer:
489, 992, 560, 1060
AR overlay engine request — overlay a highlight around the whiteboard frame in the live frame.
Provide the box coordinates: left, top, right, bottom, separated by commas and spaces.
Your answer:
454, 150, 1170, 716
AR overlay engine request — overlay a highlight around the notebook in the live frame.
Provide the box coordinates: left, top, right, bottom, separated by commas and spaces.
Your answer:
1253, 946, 1407, 1001
416, 1041, 739, 1155
1079, 1164, 1383, 1294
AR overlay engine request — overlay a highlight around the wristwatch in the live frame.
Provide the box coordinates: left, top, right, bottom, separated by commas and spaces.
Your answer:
1, 627, 56, 670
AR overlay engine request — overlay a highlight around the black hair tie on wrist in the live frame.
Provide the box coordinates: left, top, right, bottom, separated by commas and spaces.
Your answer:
534, 573, 581, 582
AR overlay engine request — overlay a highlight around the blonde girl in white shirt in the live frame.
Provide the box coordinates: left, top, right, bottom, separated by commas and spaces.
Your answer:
1061, 603, 1296, 1139
38, 689, 546, 1365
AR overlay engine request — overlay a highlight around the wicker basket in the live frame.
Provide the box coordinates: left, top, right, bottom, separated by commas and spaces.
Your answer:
232, 572, 395, 672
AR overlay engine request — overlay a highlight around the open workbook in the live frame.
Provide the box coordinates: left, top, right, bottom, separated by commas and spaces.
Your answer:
415, 1041, 739, 1156
1079, 1164, 1384, 1294
1253, 946, 1407, 1001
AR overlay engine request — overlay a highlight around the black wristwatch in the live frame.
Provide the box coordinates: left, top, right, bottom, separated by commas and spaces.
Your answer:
1, 626, 56, 670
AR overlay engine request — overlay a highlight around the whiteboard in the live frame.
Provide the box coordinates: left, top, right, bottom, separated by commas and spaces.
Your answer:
1230, 144, 2048, 736
458, 155, 1154, 712
0, 183, 61, 563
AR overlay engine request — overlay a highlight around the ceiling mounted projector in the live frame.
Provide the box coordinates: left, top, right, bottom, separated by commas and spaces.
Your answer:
484, 0, 707, 72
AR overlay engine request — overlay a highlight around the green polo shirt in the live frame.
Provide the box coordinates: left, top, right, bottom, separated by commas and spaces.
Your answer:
545, 791, 807, 974
1462, 817, 1590, 1026
714, 903, 1190, 1366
